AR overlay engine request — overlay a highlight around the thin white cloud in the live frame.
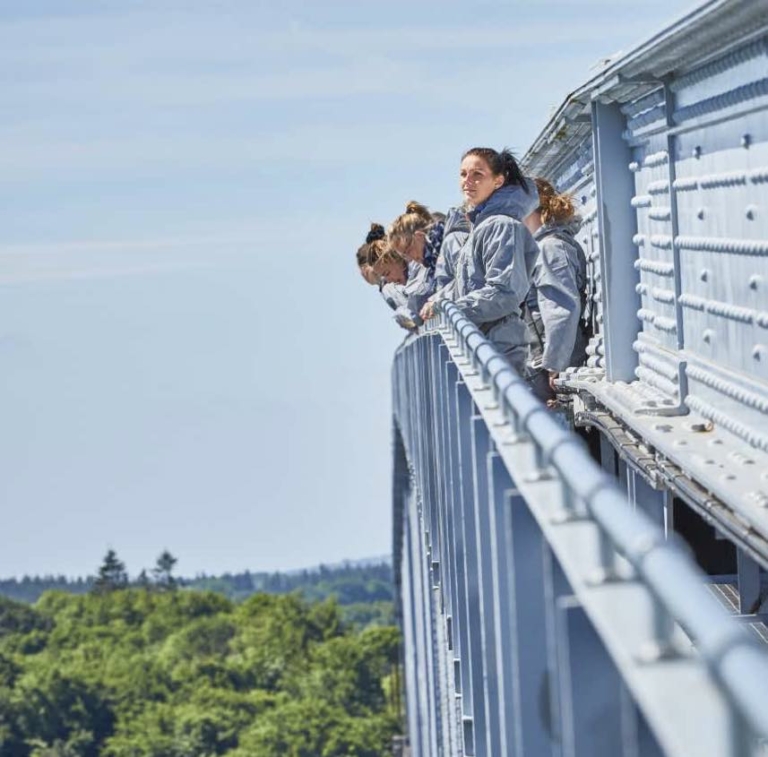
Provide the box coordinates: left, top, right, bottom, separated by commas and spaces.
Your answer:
0, 230, 267, 285
0, 233, 256, 256
3, 56, 416, 110
0, 49, 555, 182
1, 13, 625, 70
0, 261, 214, 286
0, 113, 415, 178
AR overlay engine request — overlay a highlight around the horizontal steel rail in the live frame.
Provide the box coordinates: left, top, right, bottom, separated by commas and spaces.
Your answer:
393, 301, 768, 756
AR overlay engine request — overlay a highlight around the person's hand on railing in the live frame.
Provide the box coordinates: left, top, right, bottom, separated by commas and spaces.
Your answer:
420, 300, 438, 321
548, 371, 559, 391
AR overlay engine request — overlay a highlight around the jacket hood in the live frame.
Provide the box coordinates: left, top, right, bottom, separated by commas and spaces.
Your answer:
534, 216, 583, 241
468, 178, 539, 226
444, 206, 471, 237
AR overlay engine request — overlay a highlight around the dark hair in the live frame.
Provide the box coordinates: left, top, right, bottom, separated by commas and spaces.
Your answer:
356, 223, 386, 267
365, 223, 386, 245
462, 147, 529, 192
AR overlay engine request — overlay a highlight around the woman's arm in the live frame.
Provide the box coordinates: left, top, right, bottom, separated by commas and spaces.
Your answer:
394, 263, 435, 329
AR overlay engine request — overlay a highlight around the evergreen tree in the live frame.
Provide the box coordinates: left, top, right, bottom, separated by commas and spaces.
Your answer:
92, 550, 128, 594
152, 551, 178, 591
136, 570, 151, 591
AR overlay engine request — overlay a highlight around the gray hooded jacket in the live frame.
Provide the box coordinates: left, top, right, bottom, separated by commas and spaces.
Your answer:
527, 220, 588, 372
446, 181, 540, 372
393, 260, 435, 330
380, 281, 408, 312
434, 206, 471, 293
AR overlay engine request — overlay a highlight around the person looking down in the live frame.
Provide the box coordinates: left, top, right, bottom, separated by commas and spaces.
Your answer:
386, 201, 440, 330
367, 241, 421, 331
356, 223, 409, 313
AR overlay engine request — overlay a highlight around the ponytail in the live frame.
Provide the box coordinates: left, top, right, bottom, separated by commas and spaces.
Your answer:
403, 201, 432, 226
365, 223, 386, 245
356, 223, 386, 267
534, 177, 575, 225
389, 200, 434, 242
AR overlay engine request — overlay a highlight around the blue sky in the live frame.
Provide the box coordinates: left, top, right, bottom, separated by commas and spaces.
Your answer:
0, 0, 699, 578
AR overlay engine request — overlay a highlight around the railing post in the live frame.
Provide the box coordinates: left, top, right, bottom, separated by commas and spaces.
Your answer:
470, 416, 502, 756
556, 596, 626, 757
456, 381, 487, 754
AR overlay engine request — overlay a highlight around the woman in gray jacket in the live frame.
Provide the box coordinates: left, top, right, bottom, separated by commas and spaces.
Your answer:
387, 201, 442, 330
523, 178, 589, 401
422, 147, 540, 373
433, 206, 471, 295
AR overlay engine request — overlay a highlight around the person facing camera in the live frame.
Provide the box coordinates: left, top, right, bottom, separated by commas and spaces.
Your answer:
523, 177, 589, 402
422, 147, 540, 374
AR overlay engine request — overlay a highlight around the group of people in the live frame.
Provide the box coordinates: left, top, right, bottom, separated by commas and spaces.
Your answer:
356, 147, 590, 402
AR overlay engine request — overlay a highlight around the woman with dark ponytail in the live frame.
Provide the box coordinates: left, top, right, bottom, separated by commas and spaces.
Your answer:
356, 223, 386, 284
422, 147, 540, 373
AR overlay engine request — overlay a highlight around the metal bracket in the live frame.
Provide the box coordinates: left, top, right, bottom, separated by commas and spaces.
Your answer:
634, 360, 690, 416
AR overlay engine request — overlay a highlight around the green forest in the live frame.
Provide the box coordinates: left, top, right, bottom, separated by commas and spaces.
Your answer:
0, 555, 402, 756
0, 558, 394, 623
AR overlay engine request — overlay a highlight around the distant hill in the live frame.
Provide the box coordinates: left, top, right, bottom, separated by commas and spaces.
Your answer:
0, 559, 395, 627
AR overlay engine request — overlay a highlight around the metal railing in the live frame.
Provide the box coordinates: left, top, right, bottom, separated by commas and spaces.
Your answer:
392, 302, 768, 757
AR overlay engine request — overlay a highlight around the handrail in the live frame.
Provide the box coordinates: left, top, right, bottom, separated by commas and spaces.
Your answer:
394, 301, 768, 755
432, 299, 768, 741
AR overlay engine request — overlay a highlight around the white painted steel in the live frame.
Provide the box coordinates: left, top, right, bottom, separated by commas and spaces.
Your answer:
524, 0, 768, 553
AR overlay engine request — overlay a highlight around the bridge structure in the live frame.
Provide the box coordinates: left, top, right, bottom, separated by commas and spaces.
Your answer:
392, 1, 768, 755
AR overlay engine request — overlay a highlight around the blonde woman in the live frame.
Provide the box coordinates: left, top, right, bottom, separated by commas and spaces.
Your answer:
388, 201, 441, 270
384, 201, 441, 330
523, 177, 589, 400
